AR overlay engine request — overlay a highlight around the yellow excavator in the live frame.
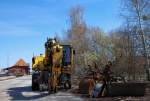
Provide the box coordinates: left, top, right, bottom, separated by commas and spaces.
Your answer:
32, 38, 75, 93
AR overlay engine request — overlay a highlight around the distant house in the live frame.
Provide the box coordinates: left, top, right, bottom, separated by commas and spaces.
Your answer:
4, 59, 30, 76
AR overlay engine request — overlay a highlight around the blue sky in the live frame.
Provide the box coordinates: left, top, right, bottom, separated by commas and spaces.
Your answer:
0, 0, 122, 68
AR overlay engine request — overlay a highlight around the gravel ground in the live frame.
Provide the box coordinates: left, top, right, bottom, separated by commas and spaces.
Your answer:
0, 75, 150, 101
0, 76, 16, 81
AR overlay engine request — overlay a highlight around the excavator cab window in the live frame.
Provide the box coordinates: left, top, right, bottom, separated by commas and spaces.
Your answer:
62, 45, 71, 66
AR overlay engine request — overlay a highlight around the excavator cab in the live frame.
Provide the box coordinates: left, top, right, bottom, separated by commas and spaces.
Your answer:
59, 45, 75, 89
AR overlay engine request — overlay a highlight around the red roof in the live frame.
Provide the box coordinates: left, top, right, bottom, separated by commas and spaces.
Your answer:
14, 59, 29, 66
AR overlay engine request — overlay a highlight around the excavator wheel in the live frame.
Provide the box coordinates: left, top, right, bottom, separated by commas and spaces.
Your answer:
32, 73, 39, 91
32, 83, 36, 91
32, 82, 39, 91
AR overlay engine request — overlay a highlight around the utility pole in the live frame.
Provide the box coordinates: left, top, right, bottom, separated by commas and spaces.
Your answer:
7, 55, 9, 68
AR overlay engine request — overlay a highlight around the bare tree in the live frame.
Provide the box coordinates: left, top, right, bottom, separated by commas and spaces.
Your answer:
87, 27, 113, 66
122, 0, 150, 80
65, 5, 88, 75
64, 5, 113, 76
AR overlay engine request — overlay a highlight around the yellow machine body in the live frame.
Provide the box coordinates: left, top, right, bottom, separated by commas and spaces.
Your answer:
32, 55, 45, 71
32, 38, 74, 92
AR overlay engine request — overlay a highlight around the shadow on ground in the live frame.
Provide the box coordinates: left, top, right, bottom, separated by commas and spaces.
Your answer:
7, 86, 48, 100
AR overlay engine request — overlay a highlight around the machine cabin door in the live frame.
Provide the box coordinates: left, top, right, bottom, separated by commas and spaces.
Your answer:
62, 45, 71, 66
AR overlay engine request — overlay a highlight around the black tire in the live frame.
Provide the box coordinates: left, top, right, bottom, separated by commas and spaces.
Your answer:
32, 82, 36, 91
39, 84, 43, 92
32, 76, 36, 91
32, 73, 39, 91
32, 82, 39, 91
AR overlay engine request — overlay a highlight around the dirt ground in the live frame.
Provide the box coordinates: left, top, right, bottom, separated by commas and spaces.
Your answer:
0, 75, 150, 101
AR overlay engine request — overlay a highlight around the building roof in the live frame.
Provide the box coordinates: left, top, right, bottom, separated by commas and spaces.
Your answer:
3, 59, 29, 70
14, 59, 29, 66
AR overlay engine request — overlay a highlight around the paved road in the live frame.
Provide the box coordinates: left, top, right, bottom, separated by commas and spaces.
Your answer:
0, 75, 149, 101
0, 75, 87, 101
